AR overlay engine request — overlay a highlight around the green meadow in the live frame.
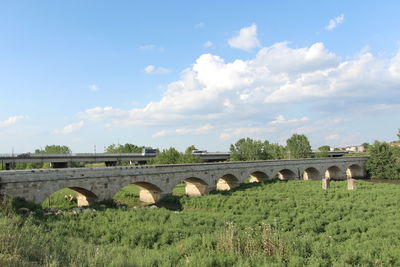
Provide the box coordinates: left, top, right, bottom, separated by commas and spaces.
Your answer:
1, 180, 400, 266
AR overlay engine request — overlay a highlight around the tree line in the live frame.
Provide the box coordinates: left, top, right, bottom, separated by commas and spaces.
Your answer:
3, 130, 400, 179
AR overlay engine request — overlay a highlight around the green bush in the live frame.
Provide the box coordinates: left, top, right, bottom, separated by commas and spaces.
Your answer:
366, 141, 400, 179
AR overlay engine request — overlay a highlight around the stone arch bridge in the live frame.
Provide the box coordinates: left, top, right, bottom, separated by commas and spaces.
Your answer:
0, 157, 367, 206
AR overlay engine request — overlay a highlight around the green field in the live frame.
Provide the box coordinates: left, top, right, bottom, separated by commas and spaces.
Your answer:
2, 180, 400, 266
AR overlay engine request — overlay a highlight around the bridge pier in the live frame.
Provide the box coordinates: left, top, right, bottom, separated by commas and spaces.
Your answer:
5, 162, 13, 170
347, 179, 357, 190
185, 183, 209, 196
139, 190, 168, 204
322, 179, 330, 189
76, 194, 97, 206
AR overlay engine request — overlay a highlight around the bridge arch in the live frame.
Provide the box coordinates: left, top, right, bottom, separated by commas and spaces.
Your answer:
113, 181, 163, 204
346, 164, 364, 179
181, 177, 209, 196
133, 182, 163, 204
277, 169, 297, 180
303, 167, 321, 180
248, 171, 269, 183
43, 186, 98, 208
217, 174, 240, 190
325, 166, 343, 180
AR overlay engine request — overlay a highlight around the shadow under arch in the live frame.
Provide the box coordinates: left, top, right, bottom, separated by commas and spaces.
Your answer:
325, 166, 343, 180
277, 169, 297, 180
346, 164, 364, 179
182, 177, 209, 196
303, 167, 321, 180
42, 187, 98, 208
248, 171, 270, 183
114, 182, 163, 204
217, 174, 240, 191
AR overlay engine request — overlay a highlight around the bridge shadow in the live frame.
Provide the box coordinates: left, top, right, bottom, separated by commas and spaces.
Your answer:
210, 179, 281, 196
156, 179, 284, 210
156, 195, 183, 211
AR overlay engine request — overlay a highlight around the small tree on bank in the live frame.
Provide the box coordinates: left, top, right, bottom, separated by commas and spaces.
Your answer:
286, 134, 312, 159
366, 141, 400, 179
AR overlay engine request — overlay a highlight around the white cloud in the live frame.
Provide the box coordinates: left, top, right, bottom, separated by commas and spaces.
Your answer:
195, 22, 205, 29
144, 65, 155, 73
325, 134, 340, 141
270, 115, 309, 125
219, 126, 270, 141
153, 124, 213, 137
325, 14, 345, 31
228, 24, 260, 51
0, 115, 28, 127
203, 40, 214, 48
144, 65, 171, 74
88, 84, 98, 92
138, 44, 164, 52
55, 121, 84, 134
372, 103, 400, 111
139, 44, 156, 50
76, 42, 400, 144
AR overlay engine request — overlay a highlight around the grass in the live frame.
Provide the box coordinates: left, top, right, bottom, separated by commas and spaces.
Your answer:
2, 179, 400, 266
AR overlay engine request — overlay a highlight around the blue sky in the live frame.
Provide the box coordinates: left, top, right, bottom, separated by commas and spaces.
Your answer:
1, 1, 399, 153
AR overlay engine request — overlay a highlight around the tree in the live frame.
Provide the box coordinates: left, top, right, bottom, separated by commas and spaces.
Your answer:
105, 143, 144, 153
286, 134, 312, 159
361, 142, 370, 151
230, 138, 287, 161
149, 146, 202, 165
35, 145, 71, 154
264, 142, 286, 160
181, 146, 202, 164
185, 145, 197, 154
315, 145, 330, 158
318, 145, 330, 152
149, 147, 181, 165
397, 129, 400, 141
230, 138, 266, 161
366, 141, 399, 179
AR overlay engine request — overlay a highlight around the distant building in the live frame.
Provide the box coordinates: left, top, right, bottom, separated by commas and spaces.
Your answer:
389, 141, 400, 147
333, 145, 366, 152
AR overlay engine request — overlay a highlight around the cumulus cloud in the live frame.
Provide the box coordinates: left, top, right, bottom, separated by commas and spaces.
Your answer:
54, 121, 84, 134
153, 124, 213, 137
325, 14, 345, 31
0, 115, 28, 127
228, 24, 260, 51
77, 42, 400, 144
144, 65, 171, 74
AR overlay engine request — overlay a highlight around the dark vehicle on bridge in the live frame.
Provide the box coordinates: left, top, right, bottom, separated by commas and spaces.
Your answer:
17, 153, 31, 158
192, 150, 207, 154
